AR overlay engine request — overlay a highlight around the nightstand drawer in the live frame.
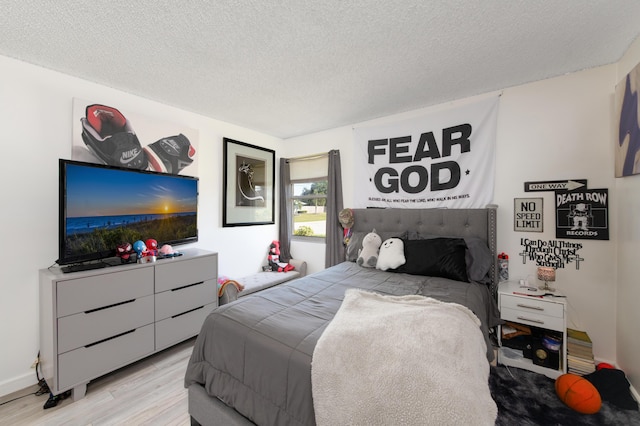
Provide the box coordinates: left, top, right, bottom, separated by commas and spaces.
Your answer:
500, 294, 564, 318
501, 307, 565, 332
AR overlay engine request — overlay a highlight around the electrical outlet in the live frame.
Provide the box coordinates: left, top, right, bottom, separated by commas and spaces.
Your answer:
31, 357, 39, 369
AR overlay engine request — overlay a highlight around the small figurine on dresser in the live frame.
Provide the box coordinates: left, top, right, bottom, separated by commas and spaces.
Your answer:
115, 242, 136, 264
132, 240, 155, 263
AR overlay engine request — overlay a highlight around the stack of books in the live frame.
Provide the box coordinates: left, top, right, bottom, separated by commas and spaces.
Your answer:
567, 328, 596, 375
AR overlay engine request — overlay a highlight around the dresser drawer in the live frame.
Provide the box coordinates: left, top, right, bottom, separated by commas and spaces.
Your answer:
155, 279, 216, 321
500, 294, 564, 318
56, 267, 154, 317
501, 307, 565, 332
155, 254, 217, 292
57, 295, 154, 353
57, 324, 154, 391
155, 302, 215, 350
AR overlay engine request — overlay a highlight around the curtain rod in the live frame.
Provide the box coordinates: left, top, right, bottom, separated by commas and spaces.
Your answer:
286, 152, 328, 163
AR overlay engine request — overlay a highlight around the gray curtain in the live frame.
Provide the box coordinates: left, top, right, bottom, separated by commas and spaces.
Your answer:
325, 149, 344, 268
278, 158, 293, 261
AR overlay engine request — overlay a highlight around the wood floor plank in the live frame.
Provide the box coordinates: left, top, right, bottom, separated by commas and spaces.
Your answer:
0, 338, 195, 426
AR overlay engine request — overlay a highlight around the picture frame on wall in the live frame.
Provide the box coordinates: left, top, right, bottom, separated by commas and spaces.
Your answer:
615, 65, 640, 177
72, 98, 200, 176
223, 137, 275, 227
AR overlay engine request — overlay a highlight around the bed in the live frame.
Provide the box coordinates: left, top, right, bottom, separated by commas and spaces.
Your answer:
185, 207, 502, 426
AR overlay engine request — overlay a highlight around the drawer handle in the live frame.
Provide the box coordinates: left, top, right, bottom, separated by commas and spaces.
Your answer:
172, 305, 205, 318
172, 281, 204, 292
516, 316, 544, 325
85, 299, 135, 314
516, 303, 544, 311
85, 329, 136, 348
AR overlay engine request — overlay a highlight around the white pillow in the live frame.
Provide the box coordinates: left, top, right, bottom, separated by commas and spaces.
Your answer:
376, 238, 406, 271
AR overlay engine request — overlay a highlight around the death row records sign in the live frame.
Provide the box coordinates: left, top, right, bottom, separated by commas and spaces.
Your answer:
555, 189, 609, 240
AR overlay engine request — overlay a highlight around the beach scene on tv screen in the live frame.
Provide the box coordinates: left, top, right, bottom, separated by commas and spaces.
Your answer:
64, 164, 197, 257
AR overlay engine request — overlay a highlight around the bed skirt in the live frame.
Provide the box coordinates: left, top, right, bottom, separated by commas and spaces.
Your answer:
188, 384, 255, 426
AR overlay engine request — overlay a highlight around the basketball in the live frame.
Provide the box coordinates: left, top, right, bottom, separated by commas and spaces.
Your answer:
555, 373, 602, 414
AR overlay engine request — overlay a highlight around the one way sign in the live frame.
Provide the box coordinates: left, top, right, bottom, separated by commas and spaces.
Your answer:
524, 179, 587, 192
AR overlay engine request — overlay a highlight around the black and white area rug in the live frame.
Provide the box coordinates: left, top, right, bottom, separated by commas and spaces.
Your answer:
490, 365, 640, 425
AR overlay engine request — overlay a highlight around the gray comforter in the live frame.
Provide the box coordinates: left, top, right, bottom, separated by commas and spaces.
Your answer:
184, 262, 501, 426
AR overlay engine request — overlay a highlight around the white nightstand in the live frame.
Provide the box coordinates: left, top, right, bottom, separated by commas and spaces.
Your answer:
497, 281, 567, 379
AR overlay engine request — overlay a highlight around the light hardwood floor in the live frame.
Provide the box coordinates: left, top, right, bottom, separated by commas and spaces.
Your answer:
0, 338, 196, 426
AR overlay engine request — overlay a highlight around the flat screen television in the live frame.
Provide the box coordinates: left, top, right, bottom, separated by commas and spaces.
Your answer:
58, 159, 198, 267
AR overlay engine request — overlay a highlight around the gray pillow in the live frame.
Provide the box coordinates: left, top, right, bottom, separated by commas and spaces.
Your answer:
346, 230, 407, 262
407, 232, 492, 283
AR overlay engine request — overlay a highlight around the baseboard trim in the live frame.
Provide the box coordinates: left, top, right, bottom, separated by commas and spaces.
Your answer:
0, 372, 38, 399
630, 383, 640, 404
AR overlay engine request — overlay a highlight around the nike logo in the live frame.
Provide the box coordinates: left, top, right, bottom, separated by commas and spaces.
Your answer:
160, 138, 181, 155
120, 148, 141, 164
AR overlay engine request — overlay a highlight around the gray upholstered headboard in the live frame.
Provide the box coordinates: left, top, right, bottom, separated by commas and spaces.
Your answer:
350, 207, 498, 295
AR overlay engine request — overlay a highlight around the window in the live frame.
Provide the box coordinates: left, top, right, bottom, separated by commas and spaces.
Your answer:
288, 153, 328, 239
292, 179, 327, 238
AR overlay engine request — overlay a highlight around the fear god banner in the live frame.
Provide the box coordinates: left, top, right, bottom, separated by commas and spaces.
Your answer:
353, 96, 499, 209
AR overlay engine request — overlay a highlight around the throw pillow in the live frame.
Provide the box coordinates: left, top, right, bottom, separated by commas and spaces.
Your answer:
394, 237, 469, 282
408, 232, 492, 283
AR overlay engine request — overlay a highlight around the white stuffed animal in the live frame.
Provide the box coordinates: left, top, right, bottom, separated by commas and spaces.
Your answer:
357, 230, 382, 268
376, 238, 406, 271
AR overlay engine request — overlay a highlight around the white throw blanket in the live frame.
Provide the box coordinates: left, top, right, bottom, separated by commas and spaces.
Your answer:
311, 289, 497, 426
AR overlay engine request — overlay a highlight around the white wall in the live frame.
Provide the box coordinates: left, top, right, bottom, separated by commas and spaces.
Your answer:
0, 55, 283, 396
286, 65, 620, 370
615, 36, 640, 395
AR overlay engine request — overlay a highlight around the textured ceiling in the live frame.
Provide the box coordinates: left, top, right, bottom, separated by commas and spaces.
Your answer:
1, 1, 639, 139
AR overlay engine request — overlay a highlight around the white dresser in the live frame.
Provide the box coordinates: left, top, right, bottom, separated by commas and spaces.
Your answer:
39, 248, 217, 400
